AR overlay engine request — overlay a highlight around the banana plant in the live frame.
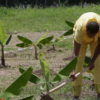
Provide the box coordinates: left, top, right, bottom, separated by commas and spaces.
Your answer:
19, 53, 78, 94
51, 29, 73, 50
0, 67, 34, 100
16, 33, 54, 59
0, 21, 12, 66
50, 20, 74, 50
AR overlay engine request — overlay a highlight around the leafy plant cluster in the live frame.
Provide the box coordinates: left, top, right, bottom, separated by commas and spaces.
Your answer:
0, 20, 92, 100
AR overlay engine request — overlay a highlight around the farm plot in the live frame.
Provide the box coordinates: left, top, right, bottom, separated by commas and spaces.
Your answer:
0, 31, 96, 100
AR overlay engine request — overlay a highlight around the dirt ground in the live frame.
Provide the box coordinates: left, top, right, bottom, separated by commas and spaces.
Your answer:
0, 31, 97, 100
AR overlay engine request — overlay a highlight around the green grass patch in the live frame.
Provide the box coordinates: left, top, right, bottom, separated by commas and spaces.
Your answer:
54, 38, 73, 49
0, 4, 100, 33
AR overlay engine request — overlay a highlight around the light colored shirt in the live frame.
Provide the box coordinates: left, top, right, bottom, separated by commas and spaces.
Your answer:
73, 12, 100, 44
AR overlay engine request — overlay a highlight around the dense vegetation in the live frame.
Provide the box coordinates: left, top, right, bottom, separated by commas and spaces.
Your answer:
0, 0, 100, 8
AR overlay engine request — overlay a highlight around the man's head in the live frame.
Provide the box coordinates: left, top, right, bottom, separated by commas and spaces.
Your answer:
86, 21, 99, 38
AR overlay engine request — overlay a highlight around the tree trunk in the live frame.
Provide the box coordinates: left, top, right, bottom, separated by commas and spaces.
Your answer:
1, 45, 5, 66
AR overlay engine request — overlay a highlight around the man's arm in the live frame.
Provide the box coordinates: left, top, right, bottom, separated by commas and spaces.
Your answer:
70, 40, 81, 80
88, 38, 100, 70
72, 40, 81, 58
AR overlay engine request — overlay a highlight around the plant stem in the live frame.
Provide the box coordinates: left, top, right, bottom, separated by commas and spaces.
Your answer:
33, 44, 38, 59
1, 45, 5, 66
46, 83, 49, 92
52, 44, 55, 50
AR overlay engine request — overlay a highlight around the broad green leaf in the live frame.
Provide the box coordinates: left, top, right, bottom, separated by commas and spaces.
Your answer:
65, 20, 74, 28
0, 21, 7, 45
36, 32, 47, 45
5, 34, 12, 45
16, 43, 30, 48
52, 57, 78, 83
0, 91, 15, 100
17, 35, 33, 45
20, 95, 34, 100
0, 67, 33, 99
84, 56, 93, 73
19, 68, 43, 84
85, 56, 91, 64
37, 43, 43, 49
40, 53, 50, 82
55, 35, 64, 42
39, 36, 54, 45
63, 29, 73, 36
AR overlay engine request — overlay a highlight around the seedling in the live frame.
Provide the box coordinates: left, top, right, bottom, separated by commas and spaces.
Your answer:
19, 53, 78, 99
16, 32, 54, 59
0, 21, 12, 67
51, 29, 73, 50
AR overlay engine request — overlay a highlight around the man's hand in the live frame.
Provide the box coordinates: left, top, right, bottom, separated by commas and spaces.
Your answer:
88, 61, 95, 70
69, 70, 77, 81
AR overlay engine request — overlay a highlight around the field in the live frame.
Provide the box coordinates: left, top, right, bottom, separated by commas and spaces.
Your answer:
0, 4, 100, 100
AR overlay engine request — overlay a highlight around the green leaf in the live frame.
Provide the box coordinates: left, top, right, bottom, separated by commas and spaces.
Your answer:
36, 32, 47, 45
63, 29, 73, 36
40, 53, 50, 82
52, 57, 78, 83
5, 34, 12, 45
39, 36, 54, 45
20, 95, 34, 100
0, 67, 33, 99
0, 21, 7, 45
16, 43, 30, 48
19, 68, 43, 84
55, 35, 64, 42
17, 35, 33, 45
65, 20, 74, 28
85, 56, 91, 64
37, 43, 43, 49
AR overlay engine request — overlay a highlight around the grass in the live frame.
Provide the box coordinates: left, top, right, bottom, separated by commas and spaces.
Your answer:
0, 4, 100, 33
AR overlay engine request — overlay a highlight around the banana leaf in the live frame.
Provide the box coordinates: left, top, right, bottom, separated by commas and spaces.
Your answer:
37, 43, 43, 49
55, 35, 64, 42
19, 68, 43, 84
65, 21, 74, 28
5, 34, 12, 45
52, 57, 78, 83
36, 32, 47, 45
40, 53, 50, 83
85, 56, 91, 64
39, 36, 54, 45
63, 29, 73, 36
17, 35, 33, 45
0, 21, 7, 45
0, 67, 33, 100
16, 43, 30, 48
20, 95, 34, 100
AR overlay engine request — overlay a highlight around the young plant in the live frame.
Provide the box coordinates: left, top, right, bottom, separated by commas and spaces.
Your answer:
16, 33, 54, 59
51, 29, 73, 50
0, 21, 12, 66
19, 53, 78, 98
0, 67, 34, 100
50, 20, 74, 50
